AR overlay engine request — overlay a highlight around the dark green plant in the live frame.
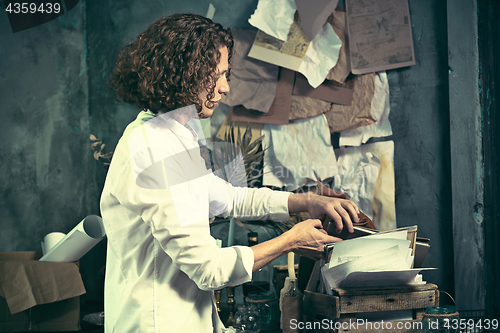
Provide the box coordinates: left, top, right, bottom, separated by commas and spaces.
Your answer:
212, 122, 266, 188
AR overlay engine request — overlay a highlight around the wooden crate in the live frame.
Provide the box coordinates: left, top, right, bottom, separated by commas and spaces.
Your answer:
303, 284, 439, 332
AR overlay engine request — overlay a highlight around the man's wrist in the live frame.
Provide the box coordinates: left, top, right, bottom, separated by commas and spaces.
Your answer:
278, 228, 297, 253
288, 192, 313, 214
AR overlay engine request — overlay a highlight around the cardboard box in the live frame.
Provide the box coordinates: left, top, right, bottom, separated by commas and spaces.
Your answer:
0, 251, 86, 332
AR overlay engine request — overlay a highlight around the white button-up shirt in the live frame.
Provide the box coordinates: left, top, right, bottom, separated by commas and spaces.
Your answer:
100, 108, 291, 333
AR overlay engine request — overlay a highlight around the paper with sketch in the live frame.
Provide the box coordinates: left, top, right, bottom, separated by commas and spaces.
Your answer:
248, 0, 297, 41
262, 113, 337, 191
328, 225, 430, 268
248, 7, 342, 88
346, 0, 416, 74
358, 230, 412, 266
295, 0, 339, 41
340, 71, 392, 146
249, 12, 309, 73
219, 28, 279, 113
39, 215, 106, 262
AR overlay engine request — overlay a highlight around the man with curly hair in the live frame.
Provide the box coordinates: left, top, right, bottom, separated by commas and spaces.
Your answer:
101, 13, 359, 333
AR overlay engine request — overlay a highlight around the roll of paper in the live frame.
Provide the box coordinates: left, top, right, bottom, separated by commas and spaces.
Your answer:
41, 232, 66, 255
39, 215, 106, 262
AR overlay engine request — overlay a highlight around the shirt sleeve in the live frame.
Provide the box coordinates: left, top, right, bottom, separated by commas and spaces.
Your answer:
105, 124, 259, 292
206, 172, 291, 222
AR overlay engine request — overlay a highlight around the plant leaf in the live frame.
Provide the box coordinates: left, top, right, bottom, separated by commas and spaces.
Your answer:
242, 123, 252, 150
245, 136, 265, 153
89, 141, 101, 150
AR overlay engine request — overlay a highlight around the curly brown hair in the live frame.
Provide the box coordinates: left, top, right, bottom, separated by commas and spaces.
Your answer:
109, 13, 233, 114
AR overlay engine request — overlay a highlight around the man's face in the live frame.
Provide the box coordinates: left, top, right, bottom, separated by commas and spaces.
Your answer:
198, 46, 230, 119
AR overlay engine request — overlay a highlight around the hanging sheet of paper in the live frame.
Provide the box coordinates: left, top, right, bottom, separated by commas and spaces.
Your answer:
247, 0, 342, 88
334, 140, 396, 231
346, 0, 416, 74
332, 146, 380, 221
339, 72, 392, 146
248, 0, 297, 41
290, 73, 376, 133
262, 113, 337, 191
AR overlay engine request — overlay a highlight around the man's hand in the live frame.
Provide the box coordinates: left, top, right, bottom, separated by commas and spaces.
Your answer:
307, 194, 359, 234
288, 192, 360, 235
285, 218, 342, 260
251, 218, 341, 271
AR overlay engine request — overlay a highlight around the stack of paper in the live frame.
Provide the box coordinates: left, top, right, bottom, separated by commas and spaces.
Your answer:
321, 226, 434, 293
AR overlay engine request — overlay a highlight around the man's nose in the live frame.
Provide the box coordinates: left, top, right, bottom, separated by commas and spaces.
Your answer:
219, 77, 230, 94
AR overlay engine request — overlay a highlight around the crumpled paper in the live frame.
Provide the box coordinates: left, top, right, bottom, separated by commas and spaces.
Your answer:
334, 140, 396, 231
325, 73, 376, 133
339, 72, 392, 146
297, 22, 341, 88
333, 147, 380, 221
248, 0, 297, 41
290, 73, 376, 133
290, 94, 333, 120
262, 114, 337, 191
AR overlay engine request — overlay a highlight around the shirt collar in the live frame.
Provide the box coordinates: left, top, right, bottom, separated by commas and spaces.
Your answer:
142, 106, 199, 142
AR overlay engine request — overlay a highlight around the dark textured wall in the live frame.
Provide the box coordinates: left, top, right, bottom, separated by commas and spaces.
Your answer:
0, 4, 92, 249
479, 0, 500, 318
388, 1, 454, 296
0, 0, 469, 309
